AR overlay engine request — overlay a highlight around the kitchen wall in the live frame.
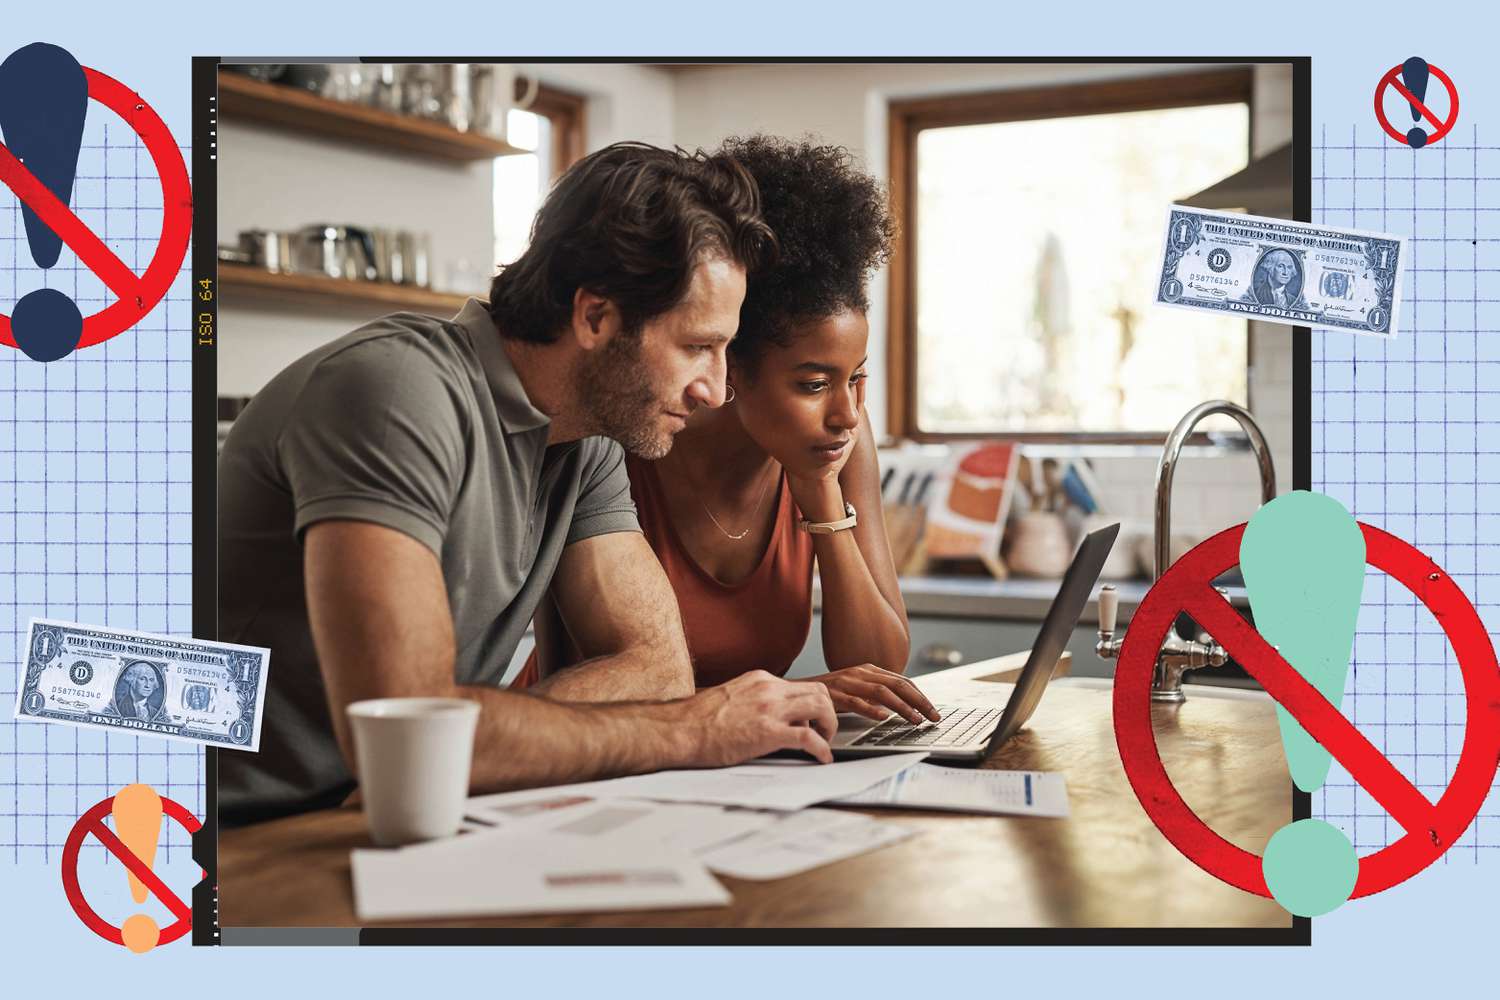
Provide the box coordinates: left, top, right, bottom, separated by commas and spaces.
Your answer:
1248, 64, 1297, 491
522, 63, 674, 148
217, 120, 495, 394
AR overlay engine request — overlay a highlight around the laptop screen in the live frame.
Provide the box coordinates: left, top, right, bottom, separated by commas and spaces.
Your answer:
985, 521, 1120, 753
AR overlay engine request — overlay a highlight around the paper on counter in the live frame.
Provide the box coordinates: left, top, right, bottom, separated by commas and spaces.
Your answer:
351, 827, 729, 921
468, 795, 779, 854
698, 808, 916, 881
480, 797, 916, 881
466, 790, 598, 827
833, 763, 1069, 818
466, 752, 927, 814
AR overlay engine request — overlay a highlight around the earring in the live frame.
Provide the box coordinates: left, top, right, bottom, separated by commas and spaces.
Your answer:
725, 384, 736, 403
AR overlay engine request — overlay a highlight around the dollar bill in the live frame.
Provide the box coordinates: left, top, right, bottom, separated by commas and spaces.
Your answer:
1155, 206, 1406, 338
14, 619, 270, 751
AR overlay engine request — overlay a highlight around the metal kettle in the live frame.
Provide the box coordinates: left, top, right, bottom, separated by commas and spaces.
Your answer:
294, 225, 378, 282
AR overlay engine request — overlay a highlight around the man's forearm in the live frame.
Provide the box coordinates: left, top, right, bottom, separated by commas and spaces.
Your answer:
455, 683, 700, 793
530, 642, 695, 702
307, 520, 706, 793
540, 531, 698, 702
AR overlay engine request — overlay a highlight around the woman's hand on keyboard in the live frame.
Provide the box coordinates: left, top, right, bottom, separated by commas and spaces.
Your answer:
803, 665, 941, 725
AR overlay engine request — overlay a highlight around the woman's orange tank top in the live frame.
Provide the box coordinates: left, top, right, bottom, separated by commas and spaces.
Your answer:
511, 454, 815, 689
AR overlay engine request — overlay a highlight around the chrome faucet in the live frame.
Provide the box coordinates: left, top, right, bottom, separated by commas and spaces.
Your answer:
1096, 400, 1277, 702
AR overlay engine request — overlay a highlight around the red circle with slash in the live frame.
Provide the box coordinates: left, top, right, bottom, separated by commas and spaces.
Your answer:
0, 65, 191, 351
1374, 63, 1460, 146
60, 793, 201, 946
1114, 521, 1500, 899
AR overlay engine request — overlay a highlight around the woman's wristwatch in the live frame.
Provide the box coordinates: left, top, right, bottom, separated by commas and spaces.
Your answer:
798, 501, 858, 534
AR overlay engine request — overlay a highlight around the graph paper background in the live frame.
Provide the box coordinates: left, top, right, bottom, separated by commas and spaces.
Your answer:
0, 105, 196, 864
1311, 124, 1500, 857
1, 117, 1497, 865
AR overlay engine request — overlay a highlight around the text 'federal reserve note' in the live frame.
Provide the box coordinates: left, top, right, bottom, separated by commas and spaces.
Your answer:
1155, 206, 1406, 338
14, 619, 270, 751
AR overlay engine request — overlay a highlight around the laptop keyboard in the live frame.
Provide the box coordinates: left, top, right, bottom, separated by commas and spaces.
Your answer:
850, 706, 1003, 748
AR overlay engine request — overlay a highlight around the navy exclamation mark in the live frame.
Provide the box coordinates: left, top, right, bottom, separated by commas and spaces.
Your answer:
0, 43, 89, 362
1401, 56, 1431, 149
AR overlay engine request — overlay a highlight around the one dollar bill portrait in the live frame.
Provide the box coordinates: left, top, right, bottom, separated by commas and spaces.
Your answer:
15, 619, 271, 751
1155, 206, 1406, 338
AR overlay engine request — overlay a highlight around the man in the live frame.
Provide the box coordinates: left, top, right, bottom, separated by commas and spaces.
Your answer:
115, 662, 162, 721
219, 143, 837, 825
1247, 249, 1308, 309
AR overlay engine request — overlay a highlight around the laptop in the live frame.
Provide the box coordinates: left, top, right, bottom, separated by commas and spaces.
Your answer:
830, 521, 1120, 763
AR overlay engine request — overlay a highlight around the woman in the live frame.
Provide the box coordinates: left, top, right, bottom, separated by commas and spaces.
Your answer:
518, 135, 934, 725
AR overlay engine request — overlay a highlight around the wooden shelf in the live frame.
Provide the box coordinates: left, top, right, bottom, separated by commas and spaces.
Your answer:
218, 72, 526, 163
219, 263, 471, 315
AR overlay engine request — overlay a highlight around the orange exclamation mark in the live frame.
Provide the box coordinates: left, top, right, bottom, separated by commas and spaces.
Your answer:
112, 784, 162, 954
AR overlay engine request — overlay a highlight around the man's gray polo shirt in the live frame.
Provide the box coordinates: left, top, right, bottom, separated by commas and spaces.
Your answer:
217, 299, 639, 824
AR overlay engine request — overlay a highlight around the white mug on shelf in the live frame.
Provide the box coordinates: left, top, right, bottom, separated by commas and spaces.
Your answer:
471, 64, 518, 141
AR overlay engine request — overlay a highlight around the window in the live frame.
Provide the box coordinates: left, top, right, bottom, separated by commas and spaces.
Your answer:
494, 83, 586, 270
493, 108, 551, 267
888, 70, 1255, 440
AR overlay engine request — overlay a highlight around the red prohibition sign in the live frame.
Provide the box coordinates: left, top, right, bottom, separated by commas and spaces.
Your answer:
0, 65, 191, 351
1115, 521, 1500, 899
1374, 63, 1460, 146
61, 793, 200, 947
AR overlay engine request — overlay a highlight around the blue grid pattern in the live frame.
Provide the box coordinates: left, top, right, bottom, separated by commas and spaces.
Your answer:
0, 107, 196, 864
1312, 124, 1500, 857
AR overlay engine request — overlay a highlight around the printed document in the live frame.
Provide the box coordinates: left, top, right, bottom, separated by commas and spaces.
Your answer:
834, 764, 1069, 818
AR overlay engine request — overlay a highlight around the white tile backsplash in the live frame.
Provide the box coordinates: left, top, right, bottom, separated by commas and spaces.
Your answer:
900, 445, 1283, 543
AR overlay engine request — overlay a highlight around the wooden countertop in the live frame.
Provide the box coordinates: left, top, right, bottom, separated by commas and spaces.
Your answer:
218, 653, 1293, 931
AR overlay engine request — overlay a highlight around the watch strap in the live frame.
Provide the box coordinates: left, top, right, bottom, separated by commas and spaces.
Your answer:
799, 502, 858, 534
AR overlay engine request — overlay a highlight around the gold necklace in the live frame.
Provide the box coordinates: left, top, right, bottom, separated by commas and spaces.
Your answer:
676, 454, 777, 541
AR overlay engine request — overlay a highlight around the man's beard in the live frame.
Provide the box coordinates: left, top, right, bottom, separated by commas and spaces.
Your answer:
575, 331, 675, 459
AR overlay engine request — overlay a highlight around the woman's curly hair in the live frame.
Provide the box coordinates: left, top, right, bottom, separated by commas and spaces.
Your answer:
718, 135, 895, 369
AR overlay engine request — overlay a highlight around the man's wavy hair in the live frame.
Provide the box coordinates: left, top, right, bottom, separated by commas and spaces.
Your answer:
488, 141, 777, 343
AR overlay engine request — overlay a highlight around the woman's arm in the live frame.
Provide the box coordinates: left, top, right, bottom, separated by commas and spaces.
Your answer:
789, 410, 911, 673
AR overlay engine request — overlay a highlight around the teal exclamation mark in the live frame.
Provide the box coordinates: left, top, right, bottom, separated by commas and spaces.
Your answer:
1240, 491, 1364, 916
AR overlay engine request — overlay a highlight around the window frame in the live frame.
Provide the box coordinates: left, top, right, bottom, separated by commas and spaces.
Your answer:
886, 68, 1257, 443
492, 82, 586, 268
523, 81, 588, 178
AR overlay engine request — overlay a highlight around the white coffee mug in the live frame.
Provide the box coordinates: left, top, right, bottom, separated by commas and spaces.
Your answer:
346, 697, 479, 847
